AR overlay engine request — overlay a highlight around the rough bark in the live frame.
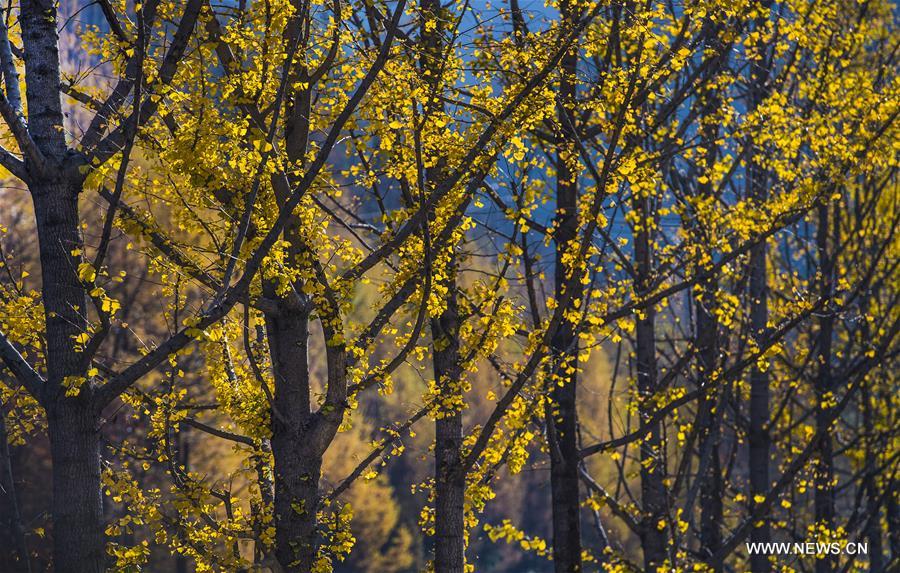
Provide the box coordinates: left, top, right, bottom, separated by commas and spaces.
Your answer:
547, 2, 584, 567
264, 6, 325, 568
31, 182, 86, 388
47, 405, 104, 573
271, 443, 322, 573
18, 1, 107, 566
20, 0, 66, 160
265, 303, 320, 572
30, 174, 103, 572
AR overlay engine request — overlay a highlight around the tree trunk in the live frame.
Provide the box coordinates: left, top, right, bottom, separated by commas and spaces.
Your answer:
634, 194, 666, 570
885, 479, 899, 566
48, 405, 104, 573
22, 2, 104, 560
20, 0, 67, 160
266, 304, 320, 572
547, 2, 583, 570
31, 183, 87, 387
432, 274, 465, 573
747, 206, 771, 573
863, 393, 884, 573
271, 444, 322, 573
746, 6, 773, 566
418, 2, 466, 570
434, 411, 464, 573
546, 372, 581, 573
696, 277, 723, 560
31, 177, 99, 573
814, 203, 835, 573
694, 69, 724, 561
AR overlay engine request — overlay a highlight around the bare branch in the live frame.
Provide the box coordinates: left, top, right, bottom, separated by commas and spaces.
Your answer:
96, 0, 130, 44
0, 90, 46, 176
0, 328, 43, 400
0, 144, 26, 181
0, 11, 23, 116
180, 417, 256, 447
325, 404, 430, 502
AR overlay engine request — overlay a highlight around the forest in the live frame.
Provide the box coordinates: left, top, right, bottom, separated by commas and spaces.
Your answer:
0, 0, 897, 571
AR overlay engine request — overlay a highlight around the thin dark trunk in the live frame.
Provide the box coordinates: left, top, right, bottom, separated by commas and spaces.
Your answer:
746, 7, 773, 567
176, 431, 191, 573
696, 277, 722, 560
546, 373, 581, 573
814, 203, 836, 573
434, 416, 464, 572
857, 247, 884, 573
48, 406, 104, 573
886, 479, 899, 564
863, 393, 884, 573
0, 407, 31, 573
866, 481, 884, 573
695, 68, 724, 561
547, 2, 583, 570
266, 4, 323, 569
634, 194, 666, 570
747, 203, 771, 573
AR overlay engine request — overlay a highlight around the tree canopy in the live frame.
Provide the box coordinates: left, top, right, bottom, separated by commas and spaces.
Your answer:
0, 0, 897, 572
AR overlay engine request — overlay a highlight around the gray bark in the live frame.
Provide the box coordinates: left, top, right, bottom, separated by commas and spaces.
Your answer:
265, 302, 321, 573
31, 176, 98, 573
47, 405, 104, 573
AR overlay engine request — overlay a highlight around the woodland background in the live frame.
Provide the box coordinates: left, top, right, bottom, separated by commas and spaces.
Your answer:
0, 0, 897, 572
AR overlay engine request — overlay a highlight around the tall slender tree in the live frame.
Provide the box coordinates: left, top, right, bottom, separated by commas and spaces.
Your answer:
746, 5, 775, 571
0, 1, 203, 569
546, 0, 584, 570
417, 0, 467, 569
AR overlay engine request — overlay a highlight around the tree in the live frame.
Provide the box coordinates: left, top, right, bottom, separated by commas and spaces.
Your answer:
546, 1, 586, 569
0, 1, 203, 570
0, 1, 896, 572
